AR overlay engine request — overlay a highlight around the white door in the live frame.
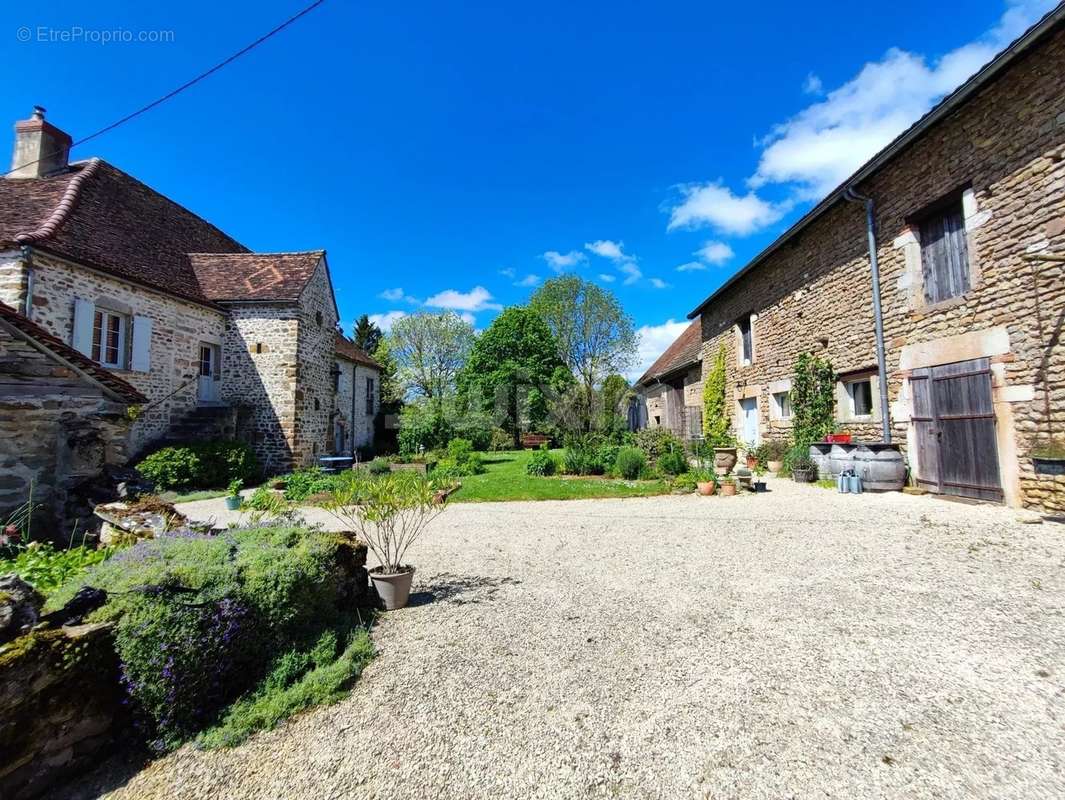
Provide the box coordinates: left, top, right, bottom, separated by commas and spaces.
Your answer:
739, 397, 759, 447
197, 344, 221, 403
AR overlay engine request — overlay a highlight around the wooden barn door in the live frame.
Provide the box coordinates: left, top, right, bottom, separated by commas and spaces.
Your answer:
910, 358, 1002, 502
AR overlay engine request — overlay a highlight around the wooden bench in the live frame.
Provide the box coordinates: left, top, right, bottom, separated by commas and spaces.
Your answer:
521, 433, 551, 449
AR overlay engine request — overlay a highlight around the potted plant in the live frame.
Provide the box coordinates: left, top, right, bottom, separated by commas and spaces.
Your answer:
791, 455, 817, 483
719, 476, 737, 496
752, 465, 767, 493
326, 470, 445, 610
825, 428, 852, 444
1032, 438, 1065, 476
692, 468, 717, 496
225, 479, 243, 510
762, 439, 788, 473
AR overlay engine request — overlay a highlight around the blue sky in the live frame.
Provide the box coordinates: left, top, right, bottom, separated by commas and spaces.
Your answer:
0, 0, 1055, 377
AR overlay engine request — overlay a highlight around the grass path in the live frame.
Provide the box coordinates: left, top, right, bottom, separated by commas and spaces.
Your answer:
449, 449, 669, 502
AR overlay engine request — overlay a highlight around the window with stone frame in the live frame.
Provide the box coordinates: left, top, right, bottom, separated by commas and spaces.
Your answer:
771, 390, 792, 420
737, 315, 754, 366
91, 308, 128, 369
916, 193, 970, 304
845, 377, 873, 418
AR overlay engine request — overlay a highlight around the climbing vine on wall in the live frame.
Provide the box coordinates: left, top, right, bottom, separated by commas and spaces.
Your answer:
791, 352, 835, 448
702, 344, 731, 447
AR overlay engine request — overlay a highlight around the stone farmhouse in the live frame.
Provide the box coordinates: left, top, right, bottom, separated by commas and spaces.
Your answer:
637, 8, 1065, 513
0, 108, 380, 495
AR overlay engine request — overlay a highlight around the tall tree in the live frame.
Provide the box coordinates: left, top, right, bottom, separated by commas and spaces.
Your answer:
458, 306, 564, 446
529, 276, 637, 431
599, 373, 632, 435
352, 314, 383, 354
387, 312, 475, 401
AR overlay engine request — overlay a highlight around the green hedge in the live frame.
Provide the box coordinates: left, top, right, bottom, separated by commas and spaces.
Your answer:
136, 441, 259, 492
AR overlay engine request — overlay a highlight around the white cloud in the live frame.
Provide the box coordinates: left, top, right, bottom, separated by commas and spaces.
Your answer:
542, 250, 586, 272
649, 278, 670, 289
802, 72, 823, 95
666, 181, 787, 236
631, 319, 691, 380
598, 273, 616, 283
424, 286, 503, 312
515, 274, 540, 287
665, 1, 1054, 232
675, 261, 707, 272
369, 310, 408, 332
619, 262, 642, 285
458, 311, 477, 326
498, 267, 516, 279
378, 287, 421, 305
750, 0, 1054, 200
585, 239, 631, 262
695, 240, 734, 265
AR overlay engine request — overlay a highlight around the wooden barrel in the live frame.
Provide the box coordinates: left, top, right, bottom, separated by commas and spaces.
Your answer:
829, 443, 857, 477
809, 443, 832, 478
853, 443, 906, 491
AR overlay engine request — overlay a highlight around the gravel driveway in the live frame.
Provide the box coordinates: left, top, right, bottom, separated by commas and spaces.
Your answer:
64, 480, 1065, 799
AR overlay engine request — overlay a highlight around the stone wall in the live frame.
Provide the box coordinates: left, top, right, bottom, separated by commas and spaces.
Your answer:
0, 250, 226, 456
694, 24, 1065, 511
332, 360, 379, 453
293, 260, 339, 466
220, 303, 300, 473
0, 324, 134, 537
636, 364, 703, 439
0, 624, 124, 800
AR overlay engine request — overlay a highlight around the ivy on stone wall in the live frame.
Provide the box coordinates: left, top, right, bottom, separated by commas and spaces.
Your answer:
791, 352, 835, 448
702, 344, 730, 447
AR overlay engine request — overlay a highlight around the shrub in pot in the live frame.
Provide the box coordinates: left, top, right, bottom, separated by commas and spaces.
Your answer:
791, 456, 817, 483
326, 471, 445, 610
691, 468, 717, 496
719, 477, 737, 496
225, 479, 243, 511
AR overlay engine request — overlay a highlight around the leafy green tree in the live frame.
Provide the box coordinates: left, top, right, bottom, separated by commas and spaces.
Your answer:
529, 276, 637, 431
352, 314, 383, 354
372, 337, 402, 406
388, 312, 475, 402
458, 306, 564, 446
599, 373, 631, 436
702, 344, 730, 447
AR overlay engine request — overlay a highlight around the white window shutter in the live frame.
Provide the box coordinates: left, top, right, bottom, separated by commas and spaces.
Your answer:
130, 315, 152, 372
72, 297, 94, 356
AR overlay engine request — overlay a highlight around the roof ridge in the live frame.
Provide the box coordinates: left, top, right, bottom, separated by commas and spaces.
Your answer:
186, 249, 325, 256
13, 158, 102, 244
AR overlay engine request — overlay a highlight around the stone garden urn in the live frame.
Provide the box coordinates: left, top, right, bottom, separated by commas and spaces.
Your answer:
713, 447, 738, 476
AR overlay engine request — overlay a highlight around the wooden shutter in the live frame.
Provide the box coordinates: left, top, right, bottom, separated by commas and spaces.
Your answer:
72, 297, 95, 356
920, 202, 970, 304
130, 315, 152, 372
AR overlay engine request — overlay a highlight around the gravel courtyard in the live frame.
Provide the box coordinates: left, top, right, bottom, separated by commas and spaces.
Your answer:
67, 480, 1065, 800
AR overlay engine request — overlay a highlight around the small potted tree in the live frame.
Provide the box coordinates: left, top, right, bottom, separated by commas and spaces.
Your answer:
225, 479, 243, 511
326, 470, 445, 610
719, 476, 737, 496
752, 465, 767, 493
762, 439, 788, 474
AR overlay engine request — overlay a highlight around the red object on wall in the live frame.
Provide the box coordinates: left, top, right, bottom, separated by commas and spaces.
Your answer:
825, 433, 852, 444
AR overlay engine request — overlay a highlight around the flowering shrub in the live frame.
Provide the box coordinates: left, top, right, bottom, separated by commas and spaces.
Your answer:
46, 527, 363, 753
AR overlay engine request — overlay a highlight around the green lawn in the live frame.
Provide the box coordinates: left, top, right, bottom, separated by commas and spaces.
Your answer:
160, 487, 231, 504
449, 449, 670, 503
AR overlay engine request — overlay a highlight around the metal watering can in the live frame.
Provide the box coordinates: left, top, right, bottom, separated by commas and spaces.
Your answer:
837, 468, 862, 494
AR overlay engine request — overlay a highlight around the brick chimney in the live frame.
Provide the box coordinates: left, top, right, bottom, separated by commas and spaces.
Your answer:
8, 106, 72, 179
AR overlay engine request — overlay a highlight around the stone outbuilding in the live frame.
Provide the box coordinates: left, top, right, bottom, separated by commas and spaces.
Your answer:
633, 319, 703, 440
0, 300, 144, 537
0, 108, 379, 478
644, 9, 1065, 511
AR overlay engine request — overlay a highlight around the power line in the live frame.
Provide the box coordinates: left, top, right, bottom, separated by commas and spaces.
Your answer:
5, 0, 327, 177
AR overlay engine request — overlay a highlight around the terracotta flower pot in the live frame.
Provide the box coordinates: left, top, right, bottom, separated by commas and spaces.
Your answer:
767, 460, 783, 473
697, 481, 716, 496
720, 482, 737, 496
370, 566, 415, 610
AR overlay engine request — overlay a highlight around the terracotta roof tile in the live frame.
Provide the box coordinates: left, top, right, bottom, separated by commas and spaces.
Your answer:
636, 318, 702, 386
335, 332, 381, 369
189, 251, 324, 302
0, 301, 146, 404
0, 160, 324, 305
